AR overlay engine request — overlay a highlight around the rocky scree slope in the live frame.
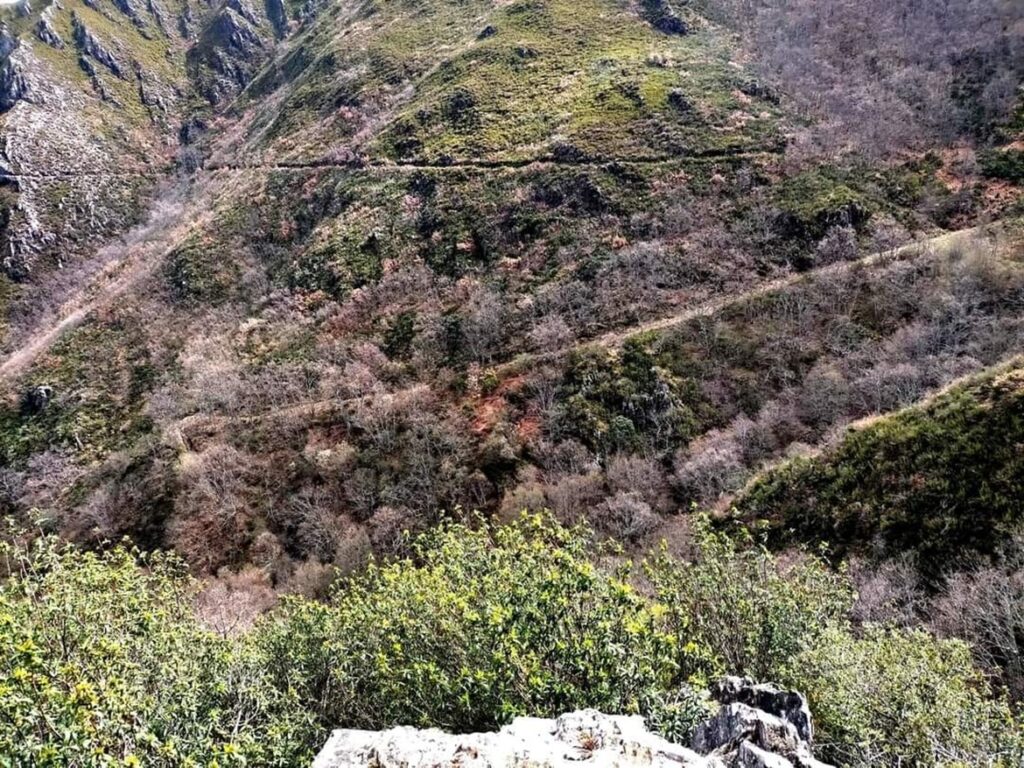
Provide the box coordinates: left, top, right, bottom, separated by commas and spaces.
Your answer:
0, 0, 290, 283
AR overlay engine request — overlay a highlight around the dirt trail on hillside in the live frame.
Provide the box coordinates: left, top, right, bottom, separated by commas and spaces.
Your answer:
176, 224, 992, 439
0, 209, 988, 394
1, 147, 777, 181
495, 224, 991, 375
0, 182, 219, 388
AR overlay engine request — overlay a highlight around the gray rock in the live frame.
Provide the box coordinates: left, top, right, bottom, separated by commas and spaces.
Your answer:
177, 5, 195, 37
264, 0, 287, 38
314, 710, 712, 768
209, 7, 262, 58
22, 384, 54, 414
0, 25, 16, 59
146, 0, 169, 33
225, 0, 261, 28
711, 677, 813, 744
690, 678, 833, 768
111, 0, 146, 28
0, 57, 28, 111
0, 28, 28, 111
313, 679, 834, 768
693, 703, 800, 757
72, 14, 127, 78
738, 740, 793, 768
35, 17, 64, 49
789, 748, 834, 768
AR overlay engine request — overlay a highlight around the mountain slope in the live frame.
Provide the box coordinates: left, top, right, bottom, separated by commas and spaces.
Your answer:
0, 0, 1021, 578
209, 0, 784, 165
732, 359, 1024, 579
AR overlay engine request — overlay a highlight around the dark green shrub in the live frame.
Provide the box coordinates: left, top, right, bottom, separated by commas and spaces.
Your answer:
0, 321, 154, 465
643, 685, 714, 744
165, 237, 240, 305
734, 364, 1024, 580
383, 311, 417, 359
980, 148, 1024, 184
773, 171, 873, 243
640, 0, 689, 34
552, 341, 697, 454
286, 236, 385, 297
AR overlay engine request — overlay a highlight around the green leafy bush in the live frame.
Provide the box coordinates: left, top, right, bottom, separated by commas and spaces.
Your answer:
553, 341, 697, 454
642, 684, 714, 744
383, 311, 417, 359
772, 170, 873, 243
980, 148, 1024, 184
256, 514, 678, 732
645, 515, 852, 684
164, 236, 240, 305
3, 516, 1022, 767
785, 625, 1024, 767
0, 535, 316, 767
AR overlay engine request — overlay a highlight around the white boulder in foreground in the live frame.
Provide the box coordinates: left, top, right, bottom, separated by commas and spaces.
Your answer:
313, 710, 709, 767
313, 679, 835, 768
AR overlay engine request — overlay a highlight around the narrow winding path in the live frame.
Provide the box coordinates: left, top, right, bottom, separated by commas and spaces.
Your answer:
494, 224, 990, 375
0, 131, 992, 397
172, 224, 992, 441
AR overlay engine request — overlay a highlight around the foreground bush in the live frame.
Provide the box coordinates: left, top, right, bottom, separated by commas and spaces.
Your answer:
0, 536, 316, 767
2, 516, 1022, 766
256, 514, 677, 732
645, 516, 852, 684
786, 625, 1024, 767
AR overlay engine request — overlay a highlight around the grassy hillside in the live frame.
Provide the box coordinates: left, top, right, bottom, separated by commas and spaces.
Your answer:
733, 360, 1024, 579
214, 0, 785, 164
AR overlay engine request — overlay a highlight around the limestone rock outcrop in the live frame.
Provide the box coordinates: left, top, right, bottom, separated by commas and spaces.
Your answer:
0, 26, 29, 111
72, 14, 127, 78
314, 710, 709, 768
312, 679, 833, 768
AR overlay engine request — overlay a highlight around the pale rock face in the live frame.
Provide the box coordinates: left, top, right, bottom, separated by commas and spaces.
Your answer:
313, 679, 835, 768
313, 710, 714, 768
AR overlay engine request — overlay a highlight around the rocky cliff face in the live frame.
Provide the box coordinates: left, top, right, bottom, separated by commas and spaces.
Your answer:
313, 678, 833, 768
0, 0, 294, 282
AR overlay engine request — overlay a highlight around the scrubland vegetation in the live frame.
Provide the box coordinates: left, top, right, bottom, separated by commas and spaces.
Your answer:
736, 361, 1024, 577
711, 0, 1023, 160
1, 0, 1021, 586
0, 0, 1023, 762
4, 515, 1023, 767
